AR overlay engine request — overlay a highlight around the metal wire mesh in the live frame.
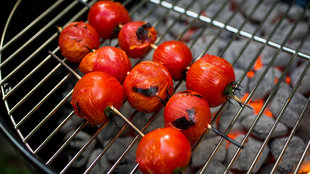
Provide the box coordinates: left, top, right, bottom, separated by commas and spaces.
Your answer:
1, 0, 310, 173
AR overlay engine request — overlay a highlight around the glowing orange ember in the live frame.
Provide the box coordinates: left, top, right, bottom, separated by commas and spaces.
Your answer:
241, 93, 273, 118
274, 76, 291, 85
247, 71, 255, 78
226, 131, 244, 149
298, 160, 310, 174
254, 55, 263, 70
247, 55, 263, 78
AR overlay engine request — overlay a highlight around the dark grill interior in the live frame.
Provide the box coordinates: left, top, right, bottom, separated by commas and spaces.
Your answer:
1, 0, 310, 173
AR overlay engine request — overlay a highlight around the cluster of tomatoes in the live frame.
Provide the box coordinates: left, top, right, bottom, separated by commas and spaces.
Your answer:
58, 1, 240, 173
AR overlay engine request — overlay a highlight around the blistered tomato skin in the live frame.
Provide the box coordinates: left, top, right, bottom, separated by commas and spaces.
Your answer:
153, 40, 193, 81
71, 72, 124, 125
186, 54, 235, 107
79, 46, 132, 83
118, 21, 157, 58
88, 1, 131, 39
164, 90, 212, 144
123, 61, 173, 113
136, 127, 192, 174
58, 21, 100, 63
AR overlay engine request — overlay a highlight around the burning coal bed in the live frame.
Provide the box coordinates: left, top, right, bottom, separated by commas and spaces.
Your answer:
54, 0, 310, 173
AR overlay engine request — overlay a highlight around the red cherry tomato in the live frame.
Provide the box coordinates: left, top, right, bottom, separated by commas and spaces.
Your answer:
123, 61, 173, 113
164, 90, 212, 144
71, 71, 124, 125
79, 46, 132, 83
118, 21, 157, 58
58, 21, 100, 63
153, 40, 193, 81
136, 127, 192, 174
186, 54, 236, 107
88, 1, 131, 39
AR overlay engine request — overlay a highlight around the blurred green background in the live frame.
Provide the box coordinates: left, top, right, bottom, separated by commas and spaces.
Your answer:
0, 134, 31, 174
0, 1, 31, 173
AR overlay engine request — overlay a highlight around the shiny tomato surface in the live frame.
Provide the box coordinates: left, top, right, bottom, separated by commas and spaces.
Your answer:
71, 72, 124, 125
153, 40, 192, 81
164, 90, 212, 144
79, 46, 131, 83
118, 21, 157, 58
186, 54, 235, 107
58, 21, 100, 63
136, 127, 192, 174
88, 1, 131, 39
123, 61, 173, 113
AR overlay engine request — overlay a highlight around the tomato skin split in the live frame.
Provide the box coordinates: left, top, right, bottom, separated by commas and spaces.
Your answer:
136, 127, 192, 174
71, 72, 124, 125
118, 21, 157, 58
58, 21, 100, 63
186, 54, 235, 107
164, 90, 212, 144
123, 61, 173, 113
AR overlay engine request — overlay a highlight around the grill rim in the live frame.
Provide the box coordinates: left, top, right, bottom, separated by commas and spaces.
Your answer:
1, 0, 310, 173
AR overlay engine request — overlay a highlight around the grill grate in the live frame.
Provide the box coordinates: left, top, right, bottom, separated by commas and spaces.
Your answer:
1, 0, 310, 173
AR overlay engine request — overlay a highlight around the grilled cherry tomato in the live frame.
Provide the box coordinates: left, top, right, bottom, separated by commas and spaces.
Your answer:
79, 46, 131, 83
123, 61, 173, 113
186, 54, 236, 107
58, 21, 100, 63
71, 71, 124, 125
153, 40, 193, 81
118, 21, 157, 58
164, 90, 212, 144
136, 127, 192, 174
88, 1, 131, 39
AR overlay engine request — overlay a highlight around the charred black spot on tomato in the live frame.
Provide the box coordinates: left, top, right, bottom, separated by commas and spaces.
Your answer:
136, 23, 152, 40
172, 108, 196, 130
132, 86, 159, 97
172, 117, 195, 130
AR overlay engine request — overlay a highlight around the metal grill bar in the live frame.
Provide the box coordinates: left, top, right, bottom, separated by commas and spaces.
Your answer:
0, 1, 79, 69
34, 111, 74, 154
60, 123, 107, 174
1, 0, 310, 173
248, 26, 310, 174
46, 120, 88, 165
199, 0, 280, 172
23, 88, 73, 142
294, 140, 310, 174
149, 0, 310, 61
224, 1, 310, 173
0, 0, 64, 53
271, 97, 310, 173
